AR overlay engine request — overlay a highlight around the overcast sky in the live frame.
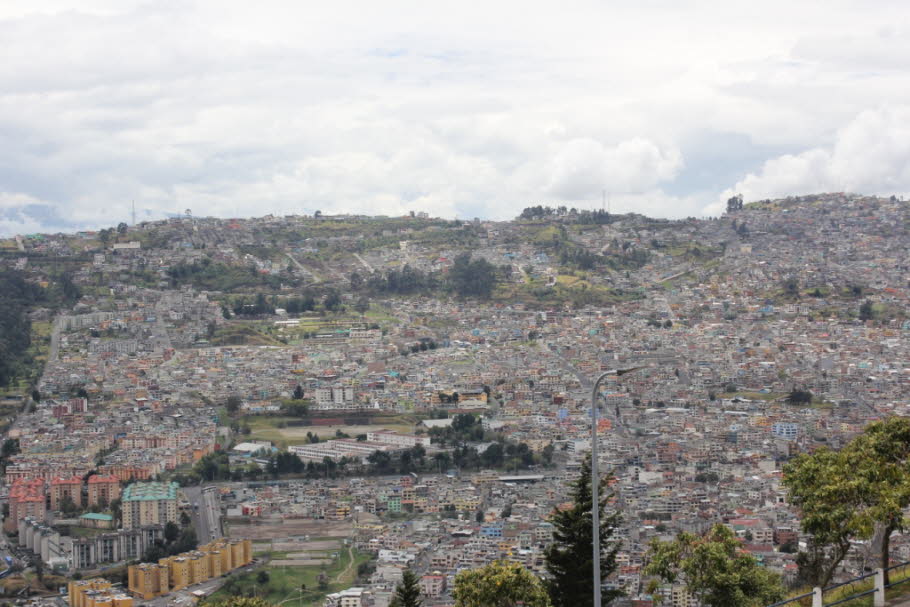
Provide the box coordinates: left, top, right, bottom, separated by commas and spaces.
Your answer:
1, 0, 909, 235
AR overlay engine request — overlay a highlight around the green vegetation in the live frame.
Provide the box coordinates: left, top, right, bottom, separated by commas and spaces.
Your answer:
167, 258, 286, 291
545, 458, 621, 607
783, 417, 910, 587
209, 547, 369, 607
645, 524, 784, 607
0, 269, 79, 389
453, 560, 551, 607
391, 569, 423, 607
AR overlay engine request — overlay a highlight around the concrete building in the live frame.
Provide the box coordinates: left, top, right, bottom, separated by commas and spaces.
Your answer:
50, 476, 83, 511
121, 481, 179, 529
128, 539, 252, 599
87, 475, 121, 507
128, 563, 169, 600
69, 579, 134, 607
6, 478, 46, 531
324, 588, 365, 607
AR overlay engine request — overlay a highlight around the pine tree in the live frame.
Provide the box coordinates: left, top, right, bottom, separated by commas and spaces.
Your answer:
391, 569, 423, 607
545, 457, 622, 607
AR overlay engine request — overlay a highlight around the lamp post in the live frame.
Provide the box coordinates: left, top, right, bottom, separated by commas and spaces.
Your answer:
591, 366, 644, 607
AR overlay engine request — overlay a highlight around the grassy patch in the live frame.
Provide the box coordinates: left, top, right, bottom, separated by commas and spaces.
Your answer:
210, 324, 286, 347
207, 548, 371, 607
238, 414, 418, 448
66, 525, 110, 538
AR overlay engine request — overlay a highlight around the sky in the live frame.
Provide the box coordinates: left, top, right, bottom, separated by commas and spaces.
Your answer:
1, 0, 909, 235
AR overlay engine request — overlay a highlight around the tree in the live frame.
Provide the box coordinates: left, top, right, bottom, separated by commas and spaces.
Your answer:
545, 458, 622, 607
117, 222, 128, 235
354, 296, 370, 317
98, 228, 114, 247
859, 299, 875, 321
645, 524, 784, 607
453, 561, 551, 607
225, 395, 242, 415
449, 253, 497, 299
256, 570, 270, 585
391, 569, 423, 607
164, 521, 180, 543
786, 389, 813, 405
323, 289, 343, 312
1, 438, 20, 459
845, 417, 910, 582
783, 445, 864, 587
292, 385, 304, 400
59, 494, 79, 516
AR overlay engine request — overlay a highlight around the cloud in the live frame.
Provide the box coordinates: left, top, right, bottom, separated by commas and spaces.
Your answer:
715, 106, 910, 209
547, 138, 682, 200
1, 2, 910, 235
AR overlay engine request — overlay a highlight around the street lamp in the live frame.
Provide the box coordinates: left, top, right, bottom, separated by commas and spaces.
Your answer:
591, 366, 644, 607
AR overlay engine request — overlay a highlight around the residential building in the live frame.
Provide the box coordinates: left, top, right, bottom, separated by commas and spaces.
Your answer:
121, 481, 179, 529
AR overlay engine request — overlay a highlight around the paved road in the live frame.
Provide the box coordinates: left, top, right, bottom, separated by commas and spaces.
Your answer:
144, 567, 249, 607
352, 253, 374, 274
183, 486, 223, 544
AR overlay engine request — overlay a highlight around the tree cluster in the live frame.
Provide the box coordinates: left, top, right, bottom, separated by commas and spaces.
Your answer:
645, 524, 784, 607
783, 417, 910, 587
449, 253, 498, 299
141, 524, 198, 562
517, 205, 612, 225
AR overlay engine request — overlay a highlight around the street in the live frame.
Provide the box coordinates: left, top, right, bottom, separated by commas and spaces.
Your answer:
182, 485, 223, 544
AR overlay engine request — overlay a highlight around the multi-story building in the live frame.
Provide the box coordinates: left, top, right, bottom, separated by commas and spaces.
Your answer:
69, 579, 133, 607
50, 476, 83, 511
772, 422, 799, 440
127, 563, 169, 600
366, 430, 430, 448
121, 481, 179, 529
419, 574, 446, 597
314, 386, 355, 408
127, 539, 252, 599
67, 526, 165, 570
6, 478, 46, 531
324, 588, 365, 607
87, 475, 121, 507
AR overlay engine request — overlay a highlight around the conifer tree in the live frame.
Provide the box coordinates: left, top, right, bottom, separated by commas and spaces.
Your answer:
391, 569, 423, 607
545, 458, 622, 607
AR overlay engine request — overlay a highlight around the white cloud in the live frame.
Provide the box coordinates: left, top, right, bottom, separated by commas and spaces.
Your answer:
716, 106, 910, 209
1, 1, 910, 234
547, 138, 682, 200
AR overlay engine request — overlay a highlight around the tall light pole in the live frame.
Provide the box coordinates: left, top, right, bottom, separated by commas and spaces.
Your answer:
591, 366, 644, 607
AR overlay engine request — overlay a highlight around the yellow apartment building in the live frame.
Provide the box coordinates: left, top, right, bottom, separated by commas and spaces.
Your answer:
127, 563, 169, 600
127, 538, 252, 599
69, 579, 134, 607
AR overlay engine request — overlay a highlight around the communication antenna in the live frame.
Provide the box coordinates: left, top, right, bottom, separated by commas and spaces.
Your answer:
131, 200, 136, 226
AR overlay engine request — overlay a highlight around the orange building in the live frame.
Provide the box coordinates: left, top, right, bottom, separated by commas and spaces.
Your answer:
50, 476, 83, 511
87, 475, 121, 507
6, 478, 46, 531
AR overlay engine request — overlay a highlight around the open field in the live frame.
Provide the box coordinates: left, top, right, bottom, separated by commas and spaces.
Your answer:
207, 542, 369, 607
240, 414, 418, 447
226, 518, 352, 542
